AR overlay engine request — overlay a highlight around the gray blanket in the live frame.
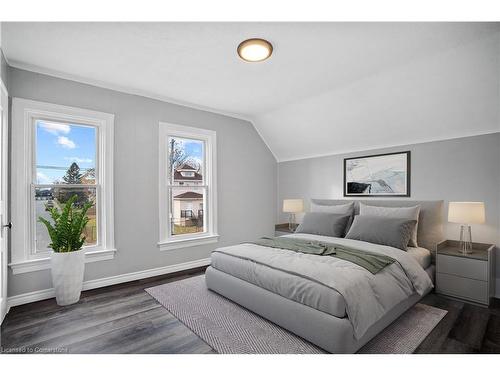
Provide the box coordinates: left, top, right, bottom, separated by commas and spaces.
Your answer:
249, 236, 396, 274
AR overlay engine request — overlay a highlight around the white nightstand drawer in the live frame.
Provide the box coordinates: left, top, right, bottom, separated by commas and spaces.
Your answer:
436, 273, 488, 304
437, 254, 488, 281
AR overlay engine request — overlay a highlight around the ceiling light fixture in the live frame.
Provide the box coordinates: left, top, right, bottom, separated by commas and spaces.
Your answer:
237, 38, 273, 62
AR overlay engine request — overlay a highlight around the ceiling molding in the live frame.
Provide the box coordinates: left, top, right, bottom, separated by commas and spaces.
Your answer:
277, 130, 500, 163
7, 59, 254, 124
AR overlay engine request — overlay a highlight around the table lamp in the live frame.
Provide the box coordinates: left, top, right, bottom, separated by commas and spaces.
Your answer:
283, 199, 304, 231
448, 202, 485, 254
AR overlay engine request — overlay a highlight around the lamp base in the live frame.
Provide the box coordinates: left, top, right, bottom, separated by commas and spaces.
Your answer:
459, 224, 473, 255
288, 213, 296, 232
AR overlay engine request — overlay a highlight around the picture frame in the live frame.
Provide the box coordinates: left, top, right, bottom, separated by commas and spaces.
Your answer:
343, 151, 411, 197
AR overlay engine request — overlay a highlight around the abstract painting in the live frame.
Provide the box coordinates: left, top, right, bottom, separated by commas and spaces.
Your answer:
344, 151, 410, 197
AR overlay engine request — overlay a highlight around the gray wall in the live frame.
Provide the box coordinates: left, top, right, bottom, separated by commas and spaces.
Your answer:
8, 67, 277, 297
278, 133, 500, 278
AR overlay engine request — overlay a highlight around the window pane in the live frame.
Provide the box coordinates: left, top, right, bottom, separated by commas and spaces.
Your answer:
36, 120, 96, 184
35, 186, 97, 252
169, 186, 206, 236
167, 136, 204, 185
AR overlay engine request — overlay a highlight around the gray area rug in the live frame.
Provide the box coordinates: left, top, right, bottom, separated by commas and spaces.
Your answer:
146, 275, 447, 354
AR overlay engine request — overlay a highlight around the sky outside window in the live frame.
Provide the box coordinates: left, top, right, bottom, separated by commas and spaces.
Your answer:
168, 136, 204, 174
35, 120, 96, 184
177, 137, 203, 166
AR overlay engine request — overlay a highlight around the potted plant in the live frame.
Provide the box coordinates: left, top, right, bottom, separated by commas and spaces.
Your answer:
39, 195, 93, 306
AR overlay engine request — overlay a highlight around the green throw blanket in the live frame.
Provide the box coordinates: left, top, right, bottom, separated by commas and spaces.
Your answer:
250, 237, 395, 274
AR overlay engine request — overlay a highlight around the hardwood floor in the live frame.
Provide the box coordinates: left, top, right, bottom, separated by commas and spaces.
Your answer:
1, 268, 215, 354
1, 269, 499, 354
416, 293, 500, 353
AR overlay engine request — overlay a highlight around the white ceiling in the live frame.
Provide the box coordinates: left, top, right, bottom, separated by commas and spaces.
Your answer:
3, 22, 500, 160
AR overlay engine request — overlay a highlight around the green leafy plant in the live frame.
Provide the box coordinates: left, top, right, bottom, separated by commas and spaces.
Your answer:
38, 195, 93, 253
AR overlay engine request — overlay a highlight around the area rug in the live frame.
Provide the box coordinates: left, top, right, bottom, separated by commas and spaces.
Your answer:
146, 275, 447, 354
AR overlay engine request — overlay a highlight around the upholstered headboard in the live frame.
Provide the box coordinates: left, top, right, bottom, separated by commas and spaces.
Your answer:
310, 199, 444, 252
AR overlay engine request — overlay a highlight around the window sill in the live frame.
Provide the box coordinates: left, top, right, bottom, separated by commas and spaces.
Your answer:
8, 248, 117, 275
157, 234, 219, 251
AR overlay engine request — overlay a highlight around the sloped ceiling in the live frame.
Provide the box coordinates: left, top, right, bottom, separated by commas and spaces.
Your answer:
3, 22, 500, 161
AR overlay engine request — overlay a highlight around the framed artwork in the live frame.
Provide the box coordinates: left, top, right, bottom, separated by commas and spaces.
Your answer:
344, 151, 410, 197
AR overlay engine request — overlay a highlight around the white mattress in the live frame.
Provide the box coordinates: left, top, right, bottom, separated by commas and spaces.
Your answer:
407, 246, 432, 269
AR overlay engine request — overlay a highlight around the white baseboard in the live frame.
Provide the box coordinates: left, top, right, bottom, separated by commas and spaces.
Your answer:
7, 258, 211, 309
0, 297, 8, 324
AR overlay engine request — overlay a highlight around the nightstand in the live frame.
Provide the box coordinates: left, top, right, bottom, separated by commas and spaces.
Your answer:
436, 240, 496, 306
275, 223, 297, 237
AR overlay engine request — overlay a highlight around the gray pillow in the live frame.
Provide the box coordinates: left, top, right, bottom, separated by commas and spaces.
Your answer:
295, 213, 351, 238
310, 201, 355, 235
310, 201, 354, 215
358, 203, 421, 247
345, 216, 417, 251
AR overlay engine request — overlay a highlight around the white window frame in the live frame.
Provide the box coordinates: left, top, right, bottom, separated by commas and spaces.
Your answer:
9, 98, 116, 274
158, 122, 218, 251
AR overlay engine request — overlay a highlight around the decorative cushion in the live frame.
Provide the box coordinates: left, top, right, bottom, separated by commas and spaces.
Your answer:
345, 216, 417, 251
359, 202, 420, 247
295, 213, 351, 238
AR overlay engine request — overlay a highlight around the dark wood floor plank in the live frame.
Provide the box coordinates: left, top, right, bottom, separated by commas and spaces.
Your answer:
4, 268, 205, 324
21, 305, 170, 351
414, 294, 464, 353
2, 268, 499, 354
439, 338, 479, 354
68, 314, 181, 353
2, 293, 159, 347
3, 290, 152, 334
448, 304, 490, 350
482, 314, 500, 353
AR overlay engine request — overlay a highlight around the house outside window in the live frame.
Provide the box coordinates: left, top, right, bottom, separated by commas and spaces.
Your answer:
158, 122, 218, 251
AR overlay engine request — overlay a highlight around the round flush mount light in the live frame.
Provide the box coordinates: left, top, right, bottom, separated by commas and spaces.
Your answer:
237, 38, 273, 62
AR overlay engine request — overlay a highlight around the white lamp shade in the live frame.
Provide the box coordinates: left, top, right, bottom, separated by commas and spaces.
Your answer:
283, 199, 304, 213
448, 202, 485, 224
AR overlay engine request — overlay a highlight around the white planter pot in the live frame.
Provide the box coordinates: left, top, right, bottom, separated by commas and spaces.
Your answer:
50, 249, 85, 306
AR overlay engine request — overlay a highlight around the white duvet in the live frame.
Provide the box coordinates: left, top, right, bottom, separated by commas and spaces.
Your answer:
211, 233, 433, 339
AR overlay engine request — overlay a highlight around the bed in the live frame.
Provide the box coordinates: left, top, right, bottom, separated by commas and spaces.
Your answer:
205, 199, 444, 353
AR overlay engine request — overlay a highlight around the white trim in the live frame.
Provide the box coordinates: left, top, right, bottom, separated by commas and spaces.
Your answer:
6, 258, 211, 308
158, 234, 220, 251
276, 130, 500, 163
8, 59, 252, 123
10, 98, 115, 270
8, 248, 116, 275
158, 122, 218, 248
0, 77, 8, 324
0, 76, 7, 97
0, 297, 7, 324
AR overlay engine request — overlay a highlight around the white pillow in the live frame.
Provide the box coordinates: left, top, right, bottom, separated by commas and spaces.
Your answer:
358, 202, 420, 247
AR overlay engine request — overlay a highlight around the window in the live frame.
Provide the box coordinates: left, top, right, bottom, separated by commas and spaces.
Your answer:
34, 121, 98, 252
10, 99, 115, 274
158, 122, 217, 250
